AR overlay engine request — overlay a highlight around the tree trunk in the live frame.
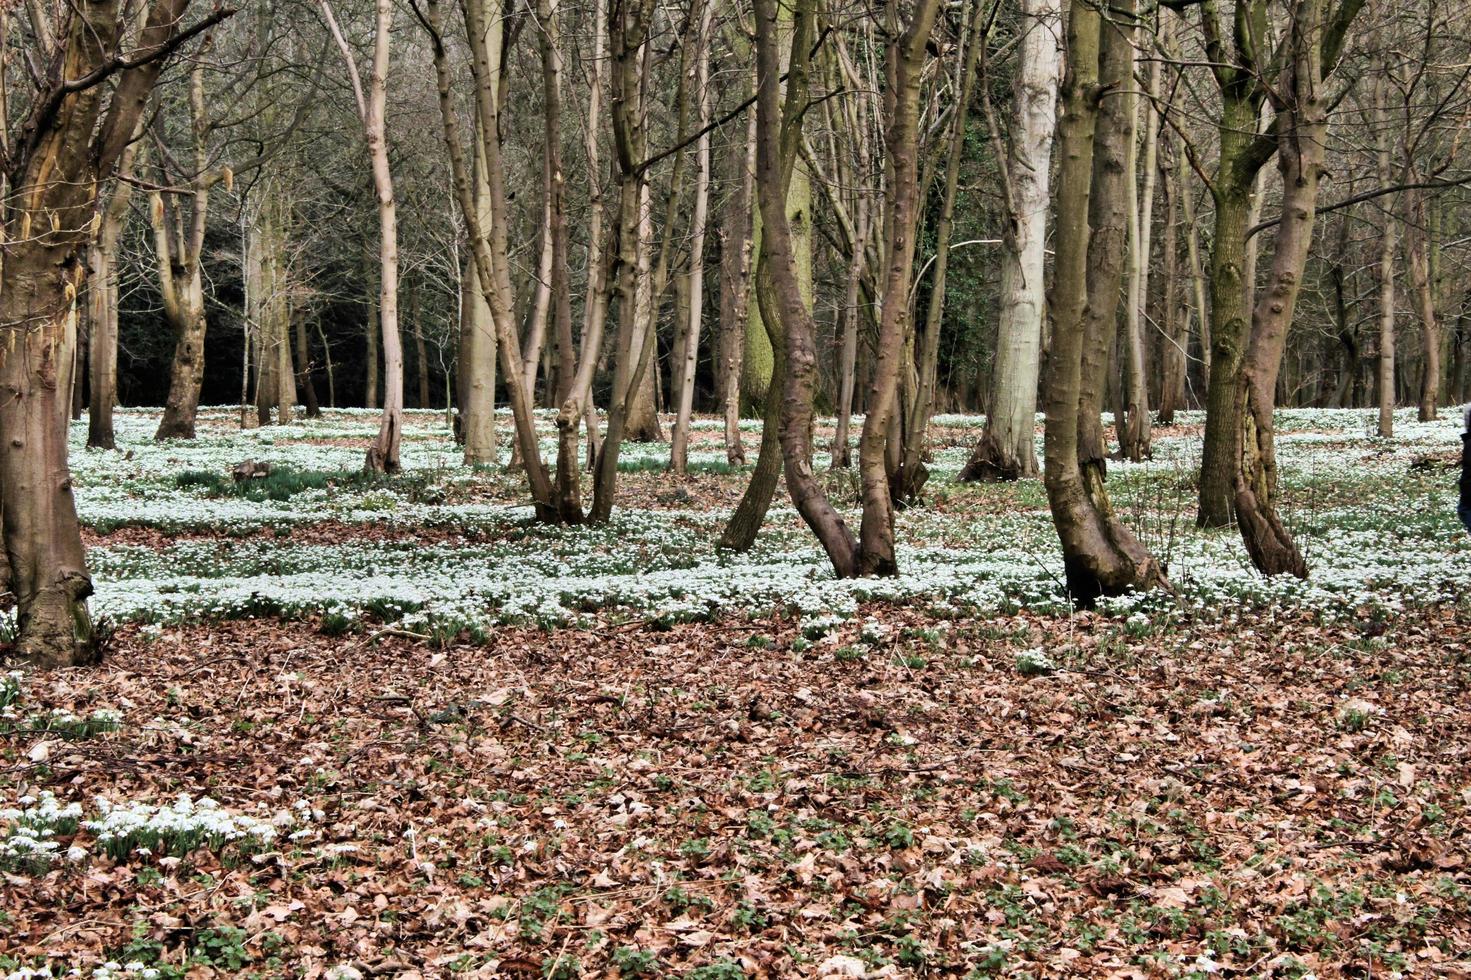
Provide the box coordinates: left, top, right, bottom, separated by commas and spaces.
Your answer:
155, 64, 220, 441
963, 0, 1061, 482
1157, 148, 1187, 423
832, 196, 870, 470
1119, 49, 1158, 462
897, 0, 986, 501
297, 316, 322, 417
1403, 187, 1439, 422
720, 105, 758, 466
719, 294, 786, 551
670, 0, 715, 476
365, 247, 380, 410
1042, 0, 1167, 604
1373, 71, 1397, 439
623, 184, 665, 443
857, 0, 942, 576
322, 0, 403, 471
427, 0, 558, 519
462, 145, 498, 463
87, 138, 140, 450
1232, 0, 1325, 580
551, 0, 609, 522
752, 0, 860, 576
1197, 61, 1270, 526
1, 0, 204, 666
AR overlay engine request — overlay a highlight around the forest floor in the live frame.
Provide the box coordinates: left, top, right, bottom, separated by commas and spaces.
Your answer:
2, 408, 1469, 978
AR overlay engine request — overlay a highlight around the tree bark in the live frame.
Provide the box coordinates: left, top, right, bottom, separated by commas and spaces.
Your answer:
857, 0, 942, 576
963, 0, 1061, 482
1232, 0, 1325, 579
1119, 46, 1158, 462
1041, 0, 1167, 604
670, 0, 714, 476
322, 0, 402, 471
1, 0, 209, 665
155, 64, 222, 441
896, 0, 986, 501
1403, 187, 1439, 421
752, 0, 860, 576
720, 104, 758, 466
87, 137, 140, 450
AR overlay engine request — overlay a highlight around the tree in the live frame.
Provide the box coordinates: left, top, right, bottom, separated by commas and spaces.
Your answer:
87, 134, 143, 450
1041, 0, 1167, 603
960, 0, 1062, 482
857, 0, 942, 575
1191, 0, 1362, 527
752, 0, 860, 576
322, 0, 405, 473
669, 0, 714, 476
1231, 0, 1336, 578
1, 0, 227, 665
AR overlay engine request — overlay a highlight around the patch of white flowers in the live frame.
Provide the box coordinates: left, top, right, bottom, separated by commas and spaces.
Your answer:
0, 790, 323, 874
86, 794, 290, 861
0, 792, 83, 874
4, 964, 166, 980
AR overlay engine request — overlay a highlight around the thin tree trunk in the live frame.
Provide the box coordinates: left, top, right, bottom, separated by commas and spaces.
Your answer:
297, 316, 322, 417
1403, 187, 1439, 421
896, 0, 985, 501
317, 322, 336, 409
720, 105, 758, 466
670, 0, 714, 476
1374, 71, 1397, 439
832, 196, 870, 470
427, 0, 558, 518
322, 0, 403, 471
1119, 48, 1158, 461
1157, 148, 1187, 422
857, 0, 942, 576
88, 138, 140, 450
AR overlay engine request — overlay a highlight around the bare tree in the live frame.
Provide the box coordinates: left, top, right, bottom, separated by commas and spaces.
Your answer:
960, 0, 1061, 482
1041, 0, 1167, 603
322, 0, 405, 472
0, 0, 228, 665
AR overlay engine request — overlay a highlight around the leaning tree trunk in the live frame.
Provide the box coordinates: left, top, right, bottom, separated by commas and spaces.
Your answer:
1232, 0, 1327, 580
719, 274, 786, 552
962, 0, 1061, 482
323, 0, 403, 472
857, 0, 942, 576
753, 0, 860, 576
1042, 0, 1167, 604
